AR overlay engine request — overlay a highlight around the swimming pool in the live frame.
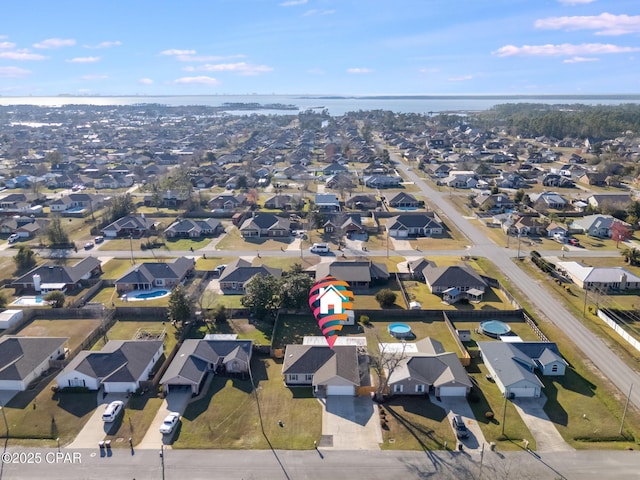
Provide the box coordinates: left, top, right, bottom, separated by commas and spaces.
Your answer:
125, 289, 170, 301
388, 322, 413, 339
66, 206, 86, 213
479, 320, 512, 338
11, 296, 46, 306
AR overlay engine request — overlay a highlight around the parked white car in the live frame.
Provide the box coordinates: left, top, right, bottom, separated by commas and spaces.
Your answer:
159, 412, 181, 434
101, 400, 124, 423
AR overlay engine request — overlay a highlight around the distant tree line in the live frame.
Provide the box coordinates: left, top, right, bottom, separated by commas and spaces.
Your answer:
474, 103, 640, 139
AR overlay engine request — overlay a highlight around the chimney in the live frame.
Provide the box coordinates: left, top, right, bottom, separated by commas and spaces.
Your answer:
620, 273, 627, 290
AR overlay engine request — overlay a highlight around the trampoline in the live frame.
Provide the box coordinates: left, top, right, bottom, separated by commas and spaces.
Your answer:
479, 320, 511, 338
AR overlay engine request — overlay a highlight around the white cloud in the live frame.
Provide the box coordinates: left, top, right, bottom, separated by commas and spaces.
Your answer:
557, 0, 596, 5
448, 75, 473, 81
175, 54, 245, 62
161, 49, 197, 56
303, 9, 335, 16
493, 43, 640, 57
535, 13, 640, 36
563, 56, 599, 63
0, 51, 46, 61
82, 74, 108, 80
173, 76, 221, 86
279, 0, 308, 6
67, 56, 100, 63
0, 41, 16, 49
138, 78, 154, 85
33, 38, 76, 49
183, 62, 273, 76
419, 67, 440, 74
89, 41, 122, 49
0, 66, 31, 78
347, 67, 373, 74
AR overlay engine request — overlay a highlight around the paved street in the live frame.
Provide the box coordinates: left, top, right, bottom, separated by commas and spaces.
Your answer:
2, 447, 640, 480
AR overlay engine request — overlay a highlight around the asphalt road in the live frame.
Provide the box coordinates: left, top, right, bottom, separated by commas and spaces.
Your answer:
2, 447, 640, 480
392, 156, 640, 408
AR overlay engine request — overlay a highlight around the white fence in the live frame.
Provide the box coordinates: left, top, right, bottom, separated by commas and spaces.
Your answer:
597, 309, 640, 353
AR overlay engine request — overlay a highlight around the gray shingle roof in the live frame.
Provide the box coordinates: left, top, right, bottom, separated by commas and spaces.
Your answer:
115, 257, 194, 285
281, 345, 360, 386
0, 336, 67, 382
477, 342, 545, 389
13, 256, 101, 286
423, 265, 487, 289
315, 260, 389, 283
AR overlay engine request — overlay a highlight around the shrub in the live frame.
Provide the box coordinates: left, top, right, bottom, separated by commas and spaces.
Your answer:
375, 289, 397, 308
359, 315, 370, 326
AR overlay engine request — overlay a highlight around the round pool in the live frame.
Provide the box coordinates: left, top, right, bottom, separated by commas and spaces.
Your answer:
479, 320, 511, 338
388, 322, 413, 339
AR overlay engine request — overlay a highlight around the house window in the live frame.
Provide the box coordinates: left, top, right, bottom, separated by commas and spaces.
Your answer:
289, 374, 298, 381
551, 365, 558, 373
415, 384, 425, 393
305, 374, 313, 382
393, 384, 403, 393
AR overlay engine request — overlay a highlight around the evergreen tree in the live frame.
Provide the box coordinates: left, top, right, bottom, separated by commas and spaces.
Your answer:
168, 286, 193, 326
13, 245, 37, 271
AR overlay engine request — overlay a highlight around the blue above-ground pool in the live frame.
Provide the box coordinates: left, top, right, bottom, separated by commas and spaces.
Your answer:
479, 320, 512, 338
388, 322, 413, 339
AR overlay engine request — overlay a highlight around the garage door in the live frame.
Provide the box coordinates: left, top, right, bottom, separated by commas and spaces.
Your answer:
509, 386, 538, 398
439, 386, 468, 397
326, 385, 355, 396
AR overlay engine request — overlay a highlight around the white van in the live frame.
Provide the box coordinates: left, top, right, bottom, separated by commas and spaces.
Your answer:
310, 243, 331, 254
101, 400, 124, 423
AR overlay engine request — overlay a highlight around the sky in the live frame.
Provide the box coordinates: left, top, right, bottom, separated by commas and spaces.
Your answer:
0, 0, 639, 96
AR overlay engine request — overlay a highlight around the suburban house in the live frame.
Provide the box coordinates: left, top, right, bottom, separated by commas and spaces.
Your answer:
546, 222, 569, 239
345, 194, 378, 210
478, 341, 567, 398
314, 260, 389, 290
114, 257, 195, 294
579, 172, 608, 186
530, 192, 568, 211
569, 215, 626, 238
323, 213, 365, 235
441, 171, 477, 189
586, 194, 633, 211
363, 175, 402, 189
264, 194, 301, 210
208, 193, 247, 211
0, 336, 67, 391
423, 264, 489, 304
315, 193, 340, 212
165, 218, 224, 238
218, 258, 282, 292
48, 193, 103, 214
12, 257, 102, 294
239, 213, 291, 238
281, 344, 360, 396
102, 215, 159, 238
477, 193, 516, 212
385, 338, 472, 397
504, 214, 547, 236
385, 212, 444, 238
557, 261, 640, 291
388, 192, 421, 209
56, 340, 163, 393
0, 217, 48, 239
160, 337, 253, 395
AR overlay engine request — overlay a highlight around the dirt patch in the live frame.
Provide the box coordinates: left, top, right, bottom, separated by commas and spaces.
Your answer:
230, 319, 257, 334
16, 325, 48, 336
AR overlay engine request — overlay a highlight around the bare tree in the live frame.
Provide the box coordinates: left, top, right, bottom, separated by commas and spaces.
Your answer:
369, 331, 408, 401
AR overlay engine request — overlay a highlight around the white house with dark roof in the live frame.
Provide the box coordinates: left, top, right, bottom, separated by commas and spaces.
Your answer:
281, 344, 360, 396
569, 215, 627, 238
12, 256, 102, 294
477, 341, 567, 398
422, 264, 488, 304
239, 213, 291, 238
160, 338, 253, 395
114, 257, 195, 294
218, 258, 282, 292
102, 215, 159, 238
56, 340, 163, 393
314, 260, 389, 290
385, 212, 443, 238
165, 218, 224, 238
0, 336, 67, 391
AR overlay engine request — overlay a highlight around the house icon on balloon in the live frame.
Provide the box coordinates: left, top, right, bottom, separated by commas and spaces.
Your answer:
318, 284, 347, 315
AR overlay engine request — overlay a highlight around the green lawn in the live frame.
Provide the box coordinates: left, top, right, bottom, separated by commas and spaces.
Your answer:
403, 281, 512, 311
253, 256, 320, 271
174, 356, 322, 449
216, 227, 295, 251
380, 397, 454, 450
361, 318, 462, 355
4, 376, 97, 446
101, 258, 157, 280
353, 283, 406, 310
190, 318, 272, 345
272, 314, 319, 349
163, 236, 214, 251
104, 390, 164, 447
16, 318, 102, 351
92, 319, 179, 353
89, 286, 171, 307
195, 256, 238, 271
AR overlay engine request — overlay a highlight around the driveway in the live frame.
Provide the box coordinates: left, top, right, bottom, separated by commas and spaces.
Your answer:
431, 395, 487, 451
67, 392, 129, 449
320, 395, 382, 450
136, 390, 193, 449
511, 395, 574, 452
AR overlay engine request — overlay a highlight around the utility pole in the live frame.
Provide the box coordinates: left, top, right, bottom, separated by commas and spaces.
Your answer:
0, 399, 8, 437
583, 287, 588, 317
517, 234, 522, 260
620, 384, 633, 435
501, 395, 508, 436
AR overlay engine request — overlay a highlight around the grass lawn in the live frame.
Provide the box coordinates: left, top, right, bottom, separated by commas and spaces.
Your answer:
104, 390, 164, 447
353, 284, 406, 310
216, 227, 295, 251
253, 256, 319, 271
163, 236, 213, 252
174, 356, 322, 449
93, 319, 179, 353
4, 375, 97, 446
16, 318, 101, 351
403, 281, 512, 311
272, 314, 319, 349
361, 318, 462, 354
195, 256, 238, 271
379, 397, 454, 450
216, 294, 245, 309
101, 258, 157, 280
466, 359, 536, 450
410, 233, 468, 251
190, 318, 272, 345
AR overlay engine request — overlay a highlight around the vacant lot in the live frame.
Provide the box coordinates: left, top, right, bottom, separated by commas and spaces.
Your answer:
216, 227, 295, 251
174, 356, 321, 449
16, 318, 101, 351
